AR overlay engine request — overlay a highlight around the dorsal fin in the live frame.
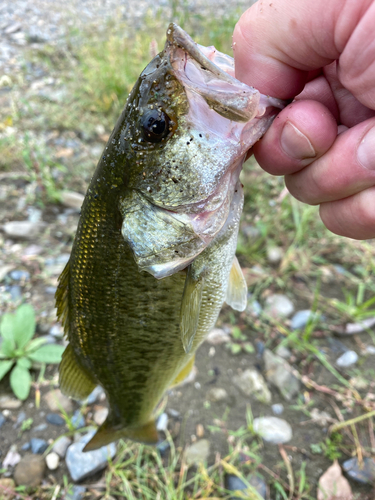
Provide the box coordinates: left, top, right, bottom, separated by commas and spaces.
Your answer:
225, 256, 247, 312
180, 264, 205, 354
55, 261, 70, 338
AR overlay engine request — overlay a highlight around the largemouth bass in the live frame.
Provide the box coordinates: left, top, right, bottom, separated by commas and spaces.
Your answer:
56, 23, 284, 451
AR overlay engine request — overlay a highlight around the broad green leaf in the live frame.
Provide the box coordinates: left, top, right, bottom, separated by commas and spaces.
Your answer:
17, 357, 32, 369
1, 339, 15, 357
28, 344, 65, 364
26, 337, 48, 352
230, 343, 242, 355
0, 359, 14, 381
0, 313, 16, 346
14, 304, 36, 349
10, 364, 31, 400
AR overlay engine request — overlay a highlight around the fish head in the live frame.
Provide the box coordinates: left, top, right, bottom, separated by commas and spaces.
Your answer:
118, 23, 285, 278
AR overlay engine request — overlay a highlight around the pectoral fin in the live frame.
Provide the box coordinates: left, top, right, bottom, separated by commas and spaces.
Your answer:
180, 264, 205, 354
225, 256, 247, 312
59, 344, 97, 400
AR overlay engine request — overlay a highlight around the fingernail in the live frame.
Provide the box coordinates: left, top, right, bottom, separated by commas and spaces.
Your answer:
357, 127, 375, 170
280, 121, 316, 160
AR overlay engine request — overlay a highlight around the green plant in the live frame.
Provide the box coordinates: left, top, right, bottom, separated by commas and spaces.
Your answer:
0, 304, 65, 400
226, 326, 255, 355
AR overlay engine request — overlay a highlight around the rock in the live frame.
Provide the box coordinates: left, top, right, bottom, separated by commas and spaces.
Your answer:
206, 387, 228, 403
71, 410, 85, 429
5, 22, 22, 35
44, 389, 73, 413
290, 310, 318, 330
310, 408, 332, 427
264, 294, 295, 319
93, 406, 108, 426
0, 265, 14, 281
60, 191, 84, 210
14, 454, 45, 487
52, 436, 72, 458
246, 299, 262, 317
156, 439, 170, 456
263, 349, 300, 401
86, 385, 106, 405
206, 328, 230, 345
266, 246, 283, 264
2, 221, 47, 240
184, 439, 210, 466
49, 324, 64, 338
224, 474, 248, 499
9, 285, 22, 301
0, 396, 22, 410
15, 411, 26, 427
2, 446, 21, 468
253, 416, 293, 444
0, 478, 16, 500
336, 350, 358, 367
156, 412, 168, 432
65, 485, 86, 500
10, 270, 30, 281
21, 442, 30, 451
272, 404, 284, 415
65, 429, 116, 482
342, 457, 375, 484
45, 452, 59, 470
46, 413, 65, 426
350, 376, 368, 390
275, 345, 292, 359
366, 345, 375, 355
224, 473, 266, 499
233, 369, 271, 404
0, 413, 6, 428
34, 423, 48, 432
345, 317, 375, 335
30, 437, 48, 454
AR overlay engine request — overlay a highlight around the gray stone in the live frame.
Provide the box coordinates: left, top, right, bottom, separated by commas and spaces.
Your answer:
65, 429, 116, 482
2, 446, 21, 468
71, 410, 85, 429
86, 385, 105, 405
9, 285, 22, 301
46, 413, 65, 426
336, 350, 358, 367
14, 454, 45, 487
0, 396, 22, 410
60, 191, 84, 210
52, 436, 72, 458
21, 442, 30, 451
275, 344, 292, 359
93, 406, 108, 426
224, 473, 266, 499
184, 439, 210, 466
366, 345, 375, 355
30, 438, 48, 454
45, 452, 59, 470
44, 389, 73, 413
264, 294, 295, 319
272, 403, 284, 415
345, 317, 375, 334
15, 411, 26, 428
290, 310, 318, 330
246, 299, 262, 317
34, 423, 48, 432
233, 369, 271, 404
342, 457, 375, 484
205, 328, 230, 345
156, 412, 168, 432
266, 246, 283, 264
206, 387, 228, 403
10, 270, 30, 281
253, 416, 293, 444
65, 485, 86, 500
2, 221, 47, 240
49, 324, 64, 338
263, 349, 300, 401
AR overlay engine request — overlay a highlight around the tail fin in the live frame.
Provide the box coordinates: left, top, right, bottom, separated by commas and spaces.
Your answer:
83, 418, 159, 452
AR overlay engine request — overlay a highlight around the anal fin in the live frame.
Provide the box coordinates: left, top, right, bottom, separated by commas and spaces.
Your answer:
170, 355, 195, 387
180, 264, 205, 354
59, 344, 97, 400
225, 256, 247, 312
83, 419, 158, 452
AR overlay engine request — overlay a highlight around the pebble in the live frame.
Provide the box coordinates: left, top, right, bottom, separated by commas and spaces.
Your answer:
156, 439, 170, 456
264, 294, 295, 319
0, 478, 16, 500
342, 457, 375, 484
21, 442, 30, 451
290, 309, 318, 330
206, 328, 230, 345
366, 345, 375, 355
93, 406, 108, 426
49, 324, 64, 338
266, 246, 283, 264
184, 439, 210, 465
9, 270, 30, 281
2, 446, 21, 468
246, 299, 262, 317
46, 412, 65, 426
336, 350, 358, 367
225, 473, 267, 499
52, 435, 72, 458
253, 416, 293, 444
15, 411, 26, 427
0, 413, 6, 428
2, 220, 47, 240
156, 412, 168, 432
60, 190, 84, 210
65, 429, 116, 482
45, 452, 60, 470
263, 349, 300, 401
34, 423, 48, 432
206, 387, 228, 403
14, 454, 46, 487
65, 485, 87, 500
30, 438, 48, 454
233, 369, 271, 403
344, 316, 375, 334
44, 389, 73, 413
71, 410, 85, 429
9, 285, 22, 301
0, 396, 22, 410
275, 344, 292, 359
272, 403, 284, 415
86, 385, 106, 405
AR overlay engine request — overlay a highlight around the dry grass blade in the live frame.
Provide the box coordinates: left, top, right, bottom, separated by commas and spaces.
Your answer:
278, 444, 294, 500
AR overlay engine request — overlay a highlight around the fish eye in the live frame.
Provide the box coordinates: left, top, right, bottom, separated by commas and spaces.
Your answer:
141, 109, 170, 143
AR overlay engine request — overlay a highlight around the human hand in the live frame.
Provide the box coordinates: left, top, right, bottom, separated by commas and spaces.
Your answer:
233, 0, 375, 239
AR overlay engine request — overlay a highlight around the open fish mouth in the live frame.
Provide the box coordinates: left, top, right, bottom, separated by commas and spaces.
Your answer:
120, 24, 285, 279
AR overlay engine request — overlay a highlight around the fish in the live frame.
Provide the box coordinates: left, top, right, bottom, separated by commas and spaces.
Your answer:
55, 23, 285, 452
